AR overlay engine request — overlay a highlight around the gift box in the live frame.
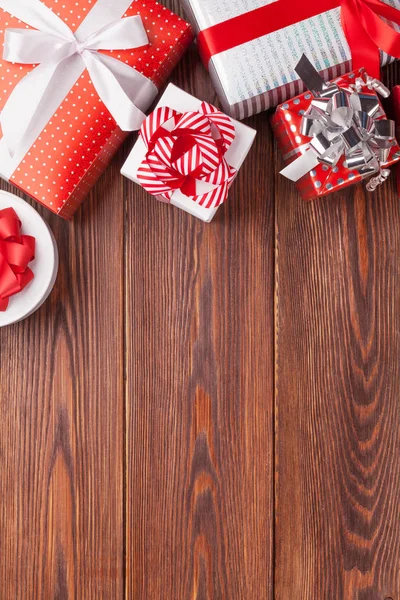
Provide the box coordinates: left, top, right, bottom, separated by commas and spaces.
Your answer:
272, 56, 400, 200
121, 84, 257, 222
183, 0, 400, 120
0, 0, 193, 219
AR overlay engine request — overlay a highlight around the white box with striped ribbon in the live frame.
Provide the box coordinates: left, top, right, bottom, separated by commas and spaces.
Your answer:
121, 84, 257, 222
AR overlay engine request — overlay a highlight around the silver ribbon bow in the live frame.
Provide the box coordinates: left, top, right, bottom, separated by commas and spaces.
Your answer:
0, 0, 159, 158
281, 55, 396, 191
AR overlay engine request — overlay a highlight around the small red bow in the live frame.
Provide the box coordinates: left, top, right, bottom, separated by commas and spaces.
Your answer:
0, 208, 35, 312
137, 102, 237, 209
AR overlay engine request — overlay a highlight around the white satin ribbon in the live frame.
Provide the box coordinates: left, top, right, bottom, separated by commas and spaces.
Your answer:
0, 0, 158, 158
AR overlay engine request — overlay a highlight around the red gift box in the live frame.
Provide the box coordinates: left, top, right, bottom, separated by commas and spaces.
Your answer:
271, 69, 400, 201
0, 0, 193, 219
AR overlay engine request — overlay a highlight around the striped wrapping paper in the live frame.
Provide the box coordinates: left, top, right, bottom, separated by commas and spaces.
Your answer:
183, 0, 400, 120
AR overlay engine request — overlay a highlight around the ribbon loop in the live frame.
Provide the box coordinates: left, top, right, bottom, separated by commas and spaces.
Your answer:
3, 29, 71, 64
82, 16, 149, 50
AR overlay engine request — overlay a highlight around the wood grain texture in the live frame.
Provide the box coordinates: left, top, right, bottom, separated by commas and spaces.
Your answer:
0, 159, 125, 598
1, 2, 400, 596
274, 63, 400, 600
124, 4, 275, 596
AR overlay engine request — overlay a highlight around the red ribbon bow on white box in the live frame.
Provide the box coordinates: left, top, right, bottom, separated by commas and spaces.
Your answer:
137, 102, 237, 209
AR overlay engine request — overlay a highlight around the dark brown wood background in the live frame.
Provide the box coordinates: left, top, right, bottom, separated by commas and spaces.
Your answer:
0, 1, 399, 598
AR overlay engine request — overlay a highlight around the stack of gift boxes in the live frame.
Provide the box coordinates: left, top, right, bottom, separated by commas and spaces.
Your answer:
2, 0, 400, 318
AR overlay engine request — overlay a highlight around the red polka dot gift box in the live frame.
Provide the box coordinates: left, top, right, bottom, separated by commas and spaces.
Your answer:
271, 60, 400, 201
0, 0, 193, 219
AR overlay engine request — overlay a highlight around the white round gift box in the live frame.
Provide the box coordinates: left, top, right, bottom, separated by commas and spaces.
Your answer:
0, 192, 58, 327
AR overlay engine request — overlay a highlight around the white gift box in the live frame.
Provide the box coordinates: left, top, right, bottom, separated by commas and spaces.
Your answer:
0, 192, 58, 327
121, 84, 257, 222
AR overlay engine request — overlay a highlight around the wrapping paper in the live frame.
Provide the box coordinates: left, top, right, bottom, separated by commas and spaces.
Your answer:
183, 0, 400, 120
0, 0, 193, 218
271, 68, 400, 199
121, 84, 257, 222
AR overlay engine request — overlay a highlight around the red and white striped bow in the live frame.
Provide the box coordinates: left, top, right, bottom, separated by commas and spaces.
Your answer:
137, 102, 237, 209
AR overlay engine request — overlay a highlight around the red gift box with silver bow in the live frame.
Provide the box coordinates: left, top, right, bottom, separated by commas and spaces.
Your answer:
271, 58, 400, 200
121, 84, 257, 222
0, 0, 193, 219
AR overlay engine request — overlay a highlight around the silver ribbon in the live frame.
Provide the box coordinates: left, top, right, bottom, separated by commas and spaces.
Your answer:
0, 0, 159, 158
280, 55, 396, 190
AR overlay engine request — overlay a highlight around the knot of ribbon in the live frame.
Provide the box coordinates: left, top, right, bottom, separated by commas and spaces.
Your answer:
0, 208, 35, 312
0, 0, 158, 158
281, 55, 396, 190
137, 102, 237, 209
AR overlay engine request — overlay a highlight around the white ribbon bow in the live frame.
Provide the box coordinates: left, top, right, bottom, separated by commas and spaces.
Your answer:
0, 0, 158, 157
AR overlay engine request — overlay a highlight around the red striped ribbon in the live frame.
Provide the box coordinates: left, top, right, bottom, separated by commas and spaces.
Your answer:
137, 102, 237, 209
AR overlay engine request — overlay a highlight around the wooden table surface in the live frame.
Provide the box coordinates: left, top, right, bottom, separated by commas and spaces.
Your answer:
1, 2, 400, 598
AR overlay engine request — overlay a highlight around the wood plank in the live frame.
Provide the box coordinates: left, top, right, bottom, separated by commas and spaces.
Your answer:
275, 64, 400, 600
0, 156, 125, 598
124, 12, 275, 598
